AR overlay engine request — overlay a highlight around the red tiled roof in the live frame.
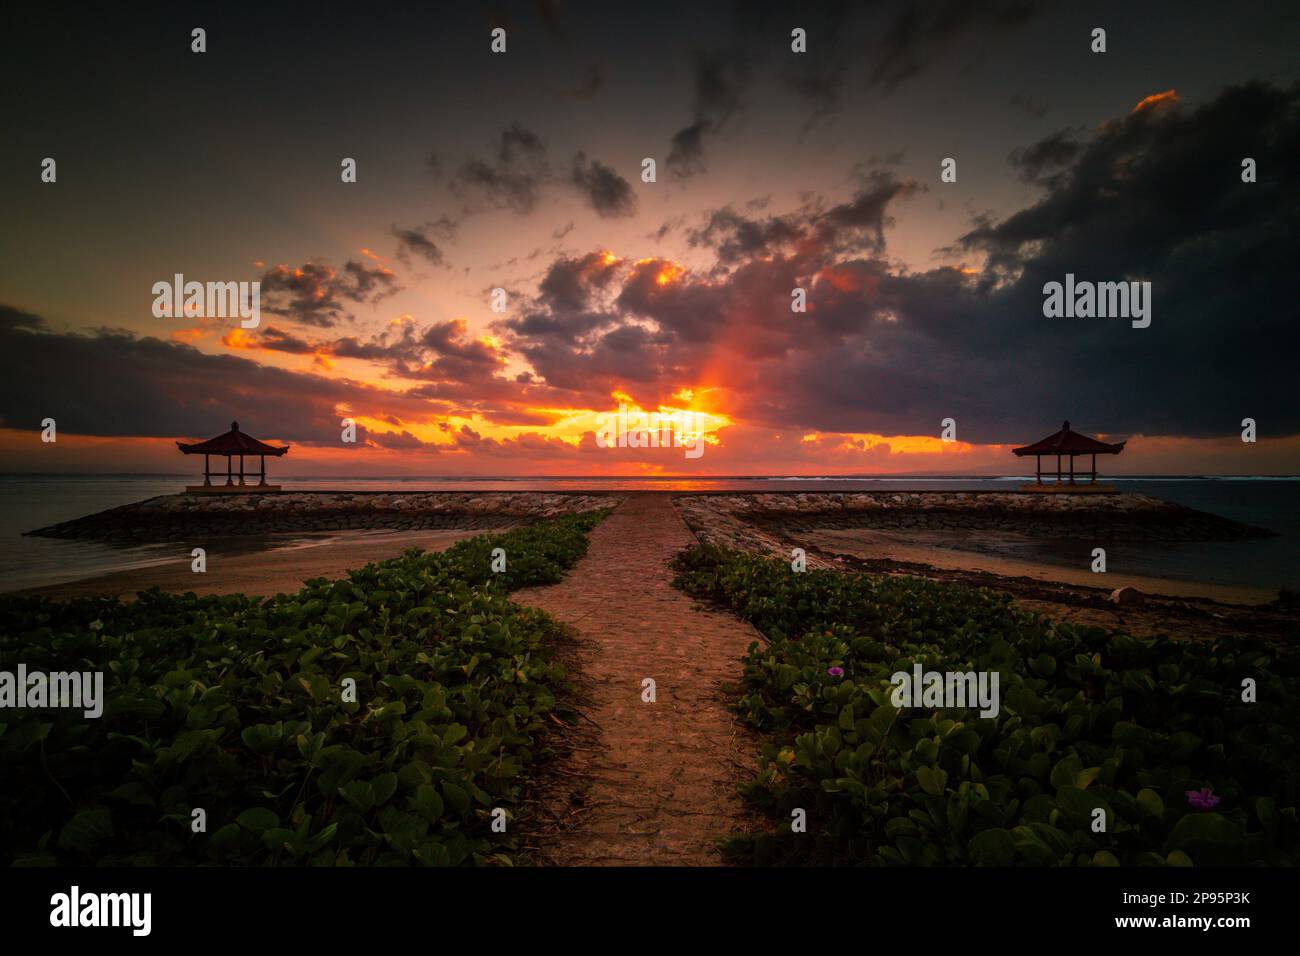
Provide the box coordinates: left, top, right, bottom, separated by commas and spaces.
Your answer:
1012, 421, 1125, 456
176, 421, 290, 456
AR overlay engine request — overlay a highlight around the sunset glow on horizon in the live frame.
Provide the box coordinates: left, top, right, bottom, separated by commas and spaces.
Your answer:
2, 4, 1296, 478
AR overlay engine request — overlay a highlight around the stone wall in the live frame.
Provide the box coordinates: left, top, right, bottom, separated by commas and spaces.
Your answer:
675, 491, 1273, 555
26, 492, 622, 543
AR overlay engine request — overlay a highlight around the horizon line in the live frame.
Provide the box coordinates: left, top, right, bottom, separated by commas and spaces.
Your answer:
2, 472, 1298, 481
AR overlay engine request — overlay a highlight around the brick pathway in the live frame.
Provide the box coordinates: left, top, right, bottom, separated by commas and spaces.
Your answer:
514, 494, 762, 866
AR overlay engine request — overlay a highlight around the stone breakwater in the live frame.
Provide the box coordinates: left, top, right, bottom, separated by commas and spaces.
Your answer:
675, 492, 1274, 559
26, 492, 622, 543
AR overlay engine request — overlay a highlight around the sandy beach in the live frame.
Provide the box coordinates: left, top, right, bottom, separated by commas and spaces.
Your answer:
10, 488, 1293, 648
805, 528, 1276, 605
669, 491, 1296, 641
21, 529, 481, 600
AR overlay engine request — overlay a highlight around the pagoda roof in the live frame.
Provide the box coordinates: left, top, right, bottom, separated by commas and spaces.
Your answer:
176, 421, 290, 456
1012, 421, 1125, 457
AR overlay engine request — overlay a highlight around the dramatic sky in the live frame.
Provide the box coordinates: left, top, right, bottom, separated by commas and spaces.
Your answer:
1, 1, 1297, 476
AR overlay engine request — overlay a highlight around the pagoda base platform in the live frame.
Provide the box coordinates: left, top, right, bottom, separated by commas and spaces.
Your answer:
185, 484, 282, 495
1018, 482, 1117, 494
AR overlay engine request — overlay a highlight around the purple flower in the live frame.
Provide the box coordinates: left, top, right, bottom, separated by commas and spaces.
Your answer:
1185, 787, 1220, 811
826, 666, 845, 677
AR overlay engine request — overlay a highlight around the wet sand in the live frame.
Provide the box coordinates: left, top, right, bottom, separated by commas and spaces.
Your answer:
20, 529, 481, 600
806, 528, 1276, 605
797, 529, 1297, 642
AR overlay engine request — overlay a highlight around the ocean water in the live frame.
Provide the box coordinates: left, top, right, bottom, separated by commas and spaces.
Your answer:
0, 474, 1296, 594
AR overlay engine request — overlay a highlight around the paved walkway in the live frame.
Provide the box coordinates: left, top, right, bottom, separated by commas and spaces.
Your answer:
514, 495, 761, 866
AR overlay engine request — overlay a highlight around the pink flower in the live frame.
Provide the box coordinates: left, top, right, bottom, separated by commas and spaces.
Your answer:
826, 666, 845, 677
1185, 787, 1220, 811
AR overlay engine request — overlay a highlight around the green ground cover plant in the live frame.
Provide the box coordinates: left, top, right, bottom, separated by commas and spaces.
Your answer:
674, 545, 1300, 866
0, 511, 607, 866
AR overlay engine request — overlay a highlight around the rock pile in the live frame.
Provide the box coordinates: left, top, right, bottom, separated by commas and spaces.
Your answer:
27, 492, 621, 543
675, 491, 1273, 553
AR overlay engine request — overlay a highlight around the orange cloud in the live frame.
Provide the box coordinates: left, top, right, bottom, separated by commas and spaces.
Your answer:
1132, 89, 1178, 113
221, 328, 257, 349
655, 263, 684, 286
798, 431, 987, 456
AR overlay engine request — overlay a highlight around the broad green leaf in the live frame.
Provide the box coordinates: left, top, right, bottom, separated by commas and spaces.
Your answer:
1136, 788, 1164, 819
968, 828, 1016, 865
236, 807, 280, 833
916, 766, 947, 795
58, 809, 114, 853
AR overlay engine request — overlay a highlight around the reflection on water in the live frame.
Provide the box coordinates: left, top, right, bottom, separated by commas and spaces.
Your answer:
885, 529, 1299, 594
0, 474, 1296, 594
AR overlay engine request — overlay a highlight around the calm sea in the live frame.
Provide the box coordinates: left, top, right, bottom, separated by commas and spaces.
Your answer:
0, 474, 1296, 594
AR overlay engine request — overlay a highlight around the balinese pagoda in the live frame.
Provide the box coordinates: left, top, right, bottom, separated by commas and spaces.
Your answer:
1012, 420, 1125, 492
176, 421, 290, 493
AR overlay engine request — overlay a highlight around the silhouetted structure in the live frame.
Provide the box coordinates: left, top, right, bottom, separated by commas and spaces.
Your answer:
177, 421, 289, 493
1012, 420, 1125, 490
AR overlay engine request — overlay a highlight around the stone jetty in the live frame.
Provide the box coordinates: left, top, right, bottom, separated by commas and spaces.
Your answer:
26, 491, 621, 543
675, 491, 1274, 557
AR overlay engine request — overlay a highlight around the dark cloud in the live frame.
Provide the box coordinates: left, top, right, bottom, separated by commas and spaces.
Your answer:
687, 171, 921, 262
868, 0, 1044, 93
450, 124, 551, 214
0, 319, 434, 444
367, 429, 431, 450
258, 259, 401, 328
283, 317, 504, 380
445, 126, 634, 224
391, 219, 457, 268
0, 304, 45, 332
667, 47, 749, 178
1009, 90, 1049, 119
0, 307, 583, 442
164, 83, 1299, 447
342, 260, 400, 301
419, 319, 502, 368
500, 82, 1300, 441
570, 153, 638, 218
817, 171, 924, 253
501, 309, 613, 342
825, 83, 1299, 438
687, 207, 804, 264
648, 216, 683, 242
221, 313, 561, 429
535, 251, 623, 311
1008, 128, 1082, 183
665, 122, 708, 178
248, 326, 314, 354
664, 0, 1045, 172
